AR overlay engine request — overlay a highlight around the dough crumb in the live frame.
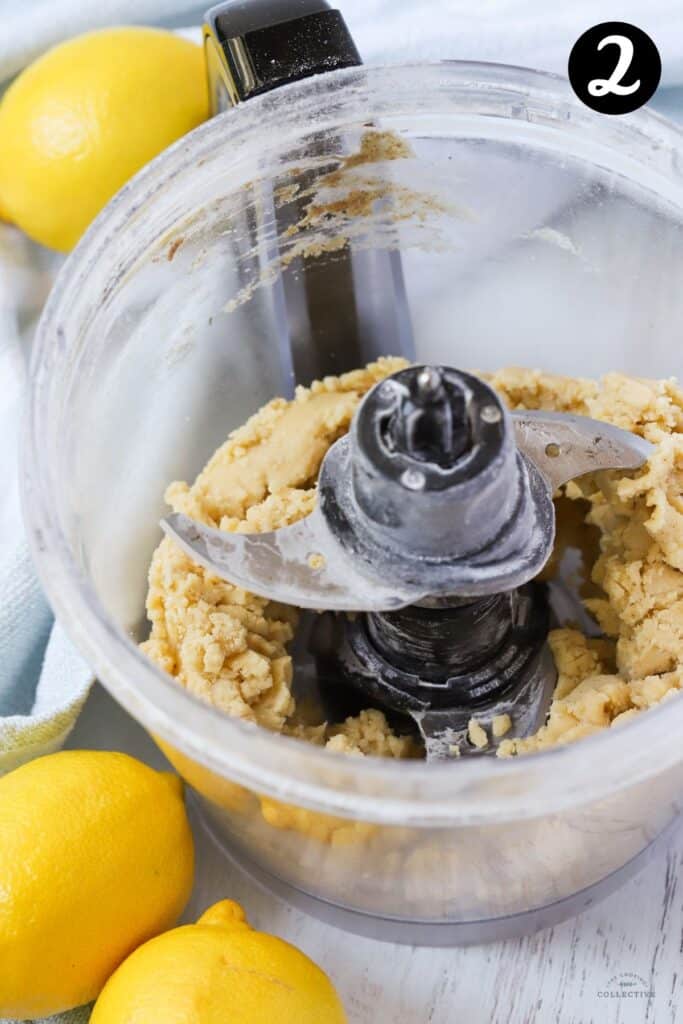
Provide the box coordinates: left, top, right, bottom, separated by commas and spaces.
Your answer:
492, 713, 512, 738
467, 718, 488, 749
326, 709, 417, 758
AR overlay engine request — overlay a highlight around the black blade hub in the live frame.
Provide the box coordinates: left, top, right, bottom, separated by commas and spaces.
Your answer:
313, 365, 555, 738
319, 584, 550, 719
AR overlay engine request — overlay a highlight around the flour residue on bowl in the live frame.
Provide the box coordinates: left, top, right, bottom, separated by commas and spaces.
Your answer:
224, 129, 469, 313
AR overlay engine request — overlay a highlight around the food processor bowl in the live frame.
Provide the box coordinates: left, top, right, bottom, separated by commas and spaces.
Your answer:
24, 63, 683, 944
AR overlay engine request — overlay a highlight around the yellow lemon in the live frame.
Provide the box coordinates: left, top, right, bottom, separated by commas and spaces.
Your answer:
0, 27, 208, 251
91, 900, 348, 1024
0, 750, 194, 1019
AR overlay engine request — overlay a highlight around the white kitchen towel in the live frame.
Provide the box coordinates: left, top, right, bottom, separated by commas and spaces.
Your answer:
0, 223, 92, 783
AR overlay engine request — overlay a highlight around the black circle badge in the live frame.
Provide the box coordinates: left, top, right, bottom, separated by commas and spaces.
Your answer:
568, 22, 661, 115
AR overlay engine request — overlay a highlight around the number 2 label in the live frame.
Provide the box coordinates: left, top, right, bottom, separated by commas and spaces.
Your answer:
588, 35, 640, 98
568, 22, 661, 115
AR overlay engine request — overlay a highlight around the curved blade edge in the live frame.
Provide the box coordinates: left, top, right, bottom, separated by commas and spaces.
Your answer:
512, 410, 654, 491
161, 510, 425, 611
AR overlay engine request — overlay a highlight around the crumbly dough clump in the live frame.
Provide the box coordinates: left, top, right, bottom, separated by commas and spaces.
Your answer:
488, 367, 683, 755
141, 357, 414, 756
142, 360, 683, 759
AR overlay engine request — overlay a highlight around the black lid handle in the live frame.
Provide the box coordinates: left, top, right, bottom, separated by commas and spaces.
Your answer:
204, 0, 361, 111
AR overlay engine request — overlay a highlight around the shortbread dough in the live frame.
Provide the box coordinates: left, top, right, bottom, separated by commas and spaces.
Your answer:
142, 360, 683, 759
142, 358, 415, 757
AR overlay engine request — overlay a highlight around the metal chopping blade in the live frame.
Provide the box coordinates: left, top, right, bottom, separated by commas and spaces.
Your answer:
163, 404, 653, 611
511, 410, 653, 491
162, 506, 428, 612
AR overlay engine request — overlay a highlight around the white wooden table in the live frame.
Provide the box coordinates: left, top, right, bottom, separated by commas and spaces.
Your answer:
68, 682, 682, 1024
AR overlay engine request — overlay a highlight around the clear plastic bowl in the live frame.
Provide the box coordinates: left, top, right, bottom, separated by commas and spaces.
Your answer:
24, 63, 683, 944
